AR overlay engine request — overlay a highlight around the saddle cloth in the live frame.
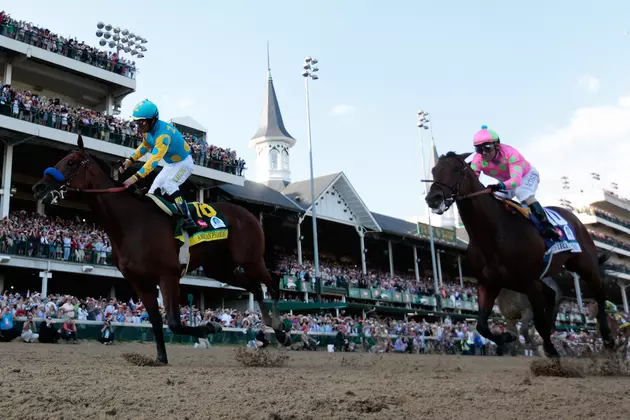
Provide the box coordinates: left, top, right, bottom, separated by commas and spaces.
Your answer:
503, 200, 581, 278
146, 193, 229, 247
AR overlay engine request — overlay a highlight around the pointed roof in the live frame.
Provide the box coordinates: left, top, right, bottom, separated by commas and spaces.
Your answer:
218, 180, 304, 212
170, 116, 208, 134
248, 72, 296, 148
283, 172, 382, 231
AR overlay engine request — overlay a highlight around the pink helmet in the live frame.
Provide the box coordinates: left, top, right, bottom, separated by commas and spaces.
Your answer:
473, 125, 500, 146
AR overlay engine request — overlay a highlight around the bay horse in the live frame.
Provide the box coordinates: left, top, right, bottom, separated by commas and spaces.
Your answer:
425, 152, 614, 357
32, 134, 291, 364
495, 278, 561, 356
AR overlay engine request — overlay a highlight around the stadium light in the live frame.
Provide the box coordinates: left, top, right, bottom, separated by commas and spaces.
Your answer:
416, 110, 440, 307
95, 22, 148, 59
302, 56, 321, 299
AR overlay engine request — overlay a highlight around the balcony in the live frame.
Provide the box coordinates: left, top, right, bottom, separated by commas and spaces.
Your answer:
0, 21, 136, 85
0, 101, 245, 186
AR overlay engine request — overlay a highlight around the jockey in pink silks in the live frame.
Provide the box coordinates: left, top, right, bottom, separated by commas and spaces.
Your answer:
470, 125, 560, 241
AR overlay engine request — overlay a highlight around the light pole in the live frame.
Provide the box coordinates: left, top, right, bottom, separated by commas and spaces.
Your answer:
560, 175, 572, 209
302, 56, 321, 300
417, 110, 440, 307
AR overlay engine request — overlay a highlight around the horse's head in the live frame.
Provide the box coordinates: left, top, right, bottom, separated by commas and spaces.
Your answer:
425, 151, 474, 215
32, 134, 102, 204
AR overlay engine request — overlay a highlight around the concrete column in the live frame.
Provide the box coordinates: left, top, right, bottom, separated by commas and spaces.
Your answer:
573, 273, 583, 314
3, 62, 12, 85
200, 292, 205, 311
437, 251, 443, 288
296, 221, 303, 265
197, 188, 205, 204
36, 201, 45, 216
1, 144, 14, 218
457, 255, 464, 287
413, 246, 420, 282
39, 271, 52, 297
259, 211, 264, 227
157, 286, 163, 307
388, 240, 394, 278
357, 227, 367, 275
619, 282, 629, 314
248, 293, 255, 312
0, 274, 4, 294
109, 286, 116, 300
105, 93, 114, 116
111, 167, 119, 181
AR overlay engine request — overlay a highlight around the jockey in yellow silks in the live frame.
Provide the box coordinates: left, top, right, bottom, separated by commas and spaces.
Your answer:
120, 99, 196, 229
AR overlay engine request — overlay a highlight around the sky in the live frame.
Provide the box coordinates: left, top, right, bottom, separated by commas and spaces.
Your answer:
6, 1, 630, 222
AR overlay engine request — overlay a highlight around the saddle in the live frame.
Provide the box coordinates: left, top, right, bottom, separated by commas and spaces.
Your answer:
497, 196, 531, 219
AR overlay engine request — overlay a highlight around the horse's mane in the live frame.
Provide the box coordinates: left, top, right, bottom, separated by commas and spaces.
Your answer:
88, 153, 125, 188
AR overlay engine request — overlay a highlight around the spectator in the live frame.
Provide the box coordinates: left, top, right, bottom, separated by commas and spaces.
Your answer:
98, 318, 114, 345
0, 306, 18, 341
38, 315, 60, 343
61, 317, 77, 343
21, 314, 39, 343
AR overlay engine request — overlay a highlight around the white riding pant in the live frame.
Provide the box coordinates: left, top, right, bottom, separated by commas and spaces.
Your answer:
148, 155, 194, 196
495, 167, 540, 202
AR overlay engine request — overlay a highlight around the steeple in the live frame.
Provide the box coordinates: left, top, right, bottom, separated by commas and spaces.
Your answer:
249, 47, 296, 190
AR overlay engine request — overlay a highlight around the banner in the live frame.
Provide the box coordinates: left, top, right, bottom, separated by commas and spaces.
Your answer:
416, 222, 456, 243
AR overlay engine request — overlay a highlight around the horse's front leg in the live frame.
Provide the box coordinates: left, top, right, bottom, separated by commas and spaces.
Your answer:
160, 274, 222, 340
129, 280, 168, 364
476, 284, 514, 348
527, 281, 560, 358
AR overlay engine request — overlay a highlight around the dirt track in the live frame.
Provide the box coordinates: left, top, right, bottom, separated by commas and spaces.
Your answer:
0, 341, 629, 420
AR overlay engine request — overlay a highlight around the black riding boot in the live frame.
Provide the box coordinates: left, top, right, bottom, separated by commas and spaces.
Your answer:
172, 192, 197, 230
528, 201, 560, 240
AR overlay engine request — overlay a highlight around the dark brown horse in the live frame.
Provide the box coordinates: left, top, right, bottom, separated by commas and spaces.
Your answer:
32, 134, 291, 364
425, 152, 614, 357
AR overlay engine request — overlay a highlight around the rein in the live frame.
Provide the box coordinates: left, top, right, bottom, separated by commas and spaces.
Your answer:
420, 154, 494, 213
420, 179, 492, 201
67, 186, 129, 194
457, 188, 492, 200
43, 154, 130, 205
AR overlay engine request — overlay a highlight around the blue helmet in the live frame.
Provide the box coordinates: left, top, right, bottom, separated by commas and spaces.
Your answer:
131, 99, 159, 120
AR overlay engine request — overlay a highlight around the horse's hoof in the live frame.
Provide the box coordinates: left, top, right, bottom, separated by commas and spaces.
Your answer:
604, 338, 615, 350
544, 350, 560, 360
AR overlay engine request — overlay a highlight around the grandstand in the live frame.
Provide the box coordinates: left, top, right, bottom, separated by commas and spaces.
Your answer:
0, 11, 621, 332
563, 186, 630, 313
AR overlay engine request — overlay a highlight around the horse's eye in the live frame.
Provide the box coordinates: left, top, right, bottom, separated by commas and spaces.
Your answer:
67, 160, 75, 167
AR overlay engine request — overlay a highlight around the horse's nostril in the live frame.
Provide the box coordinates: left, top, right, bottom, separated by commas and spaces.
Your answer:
33, 183, 47, 193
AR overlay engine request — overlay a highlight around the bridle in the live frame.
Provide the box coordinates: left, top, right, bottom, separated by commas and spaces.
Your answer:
421, 156, 491, 211
43, 152, 128, 205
